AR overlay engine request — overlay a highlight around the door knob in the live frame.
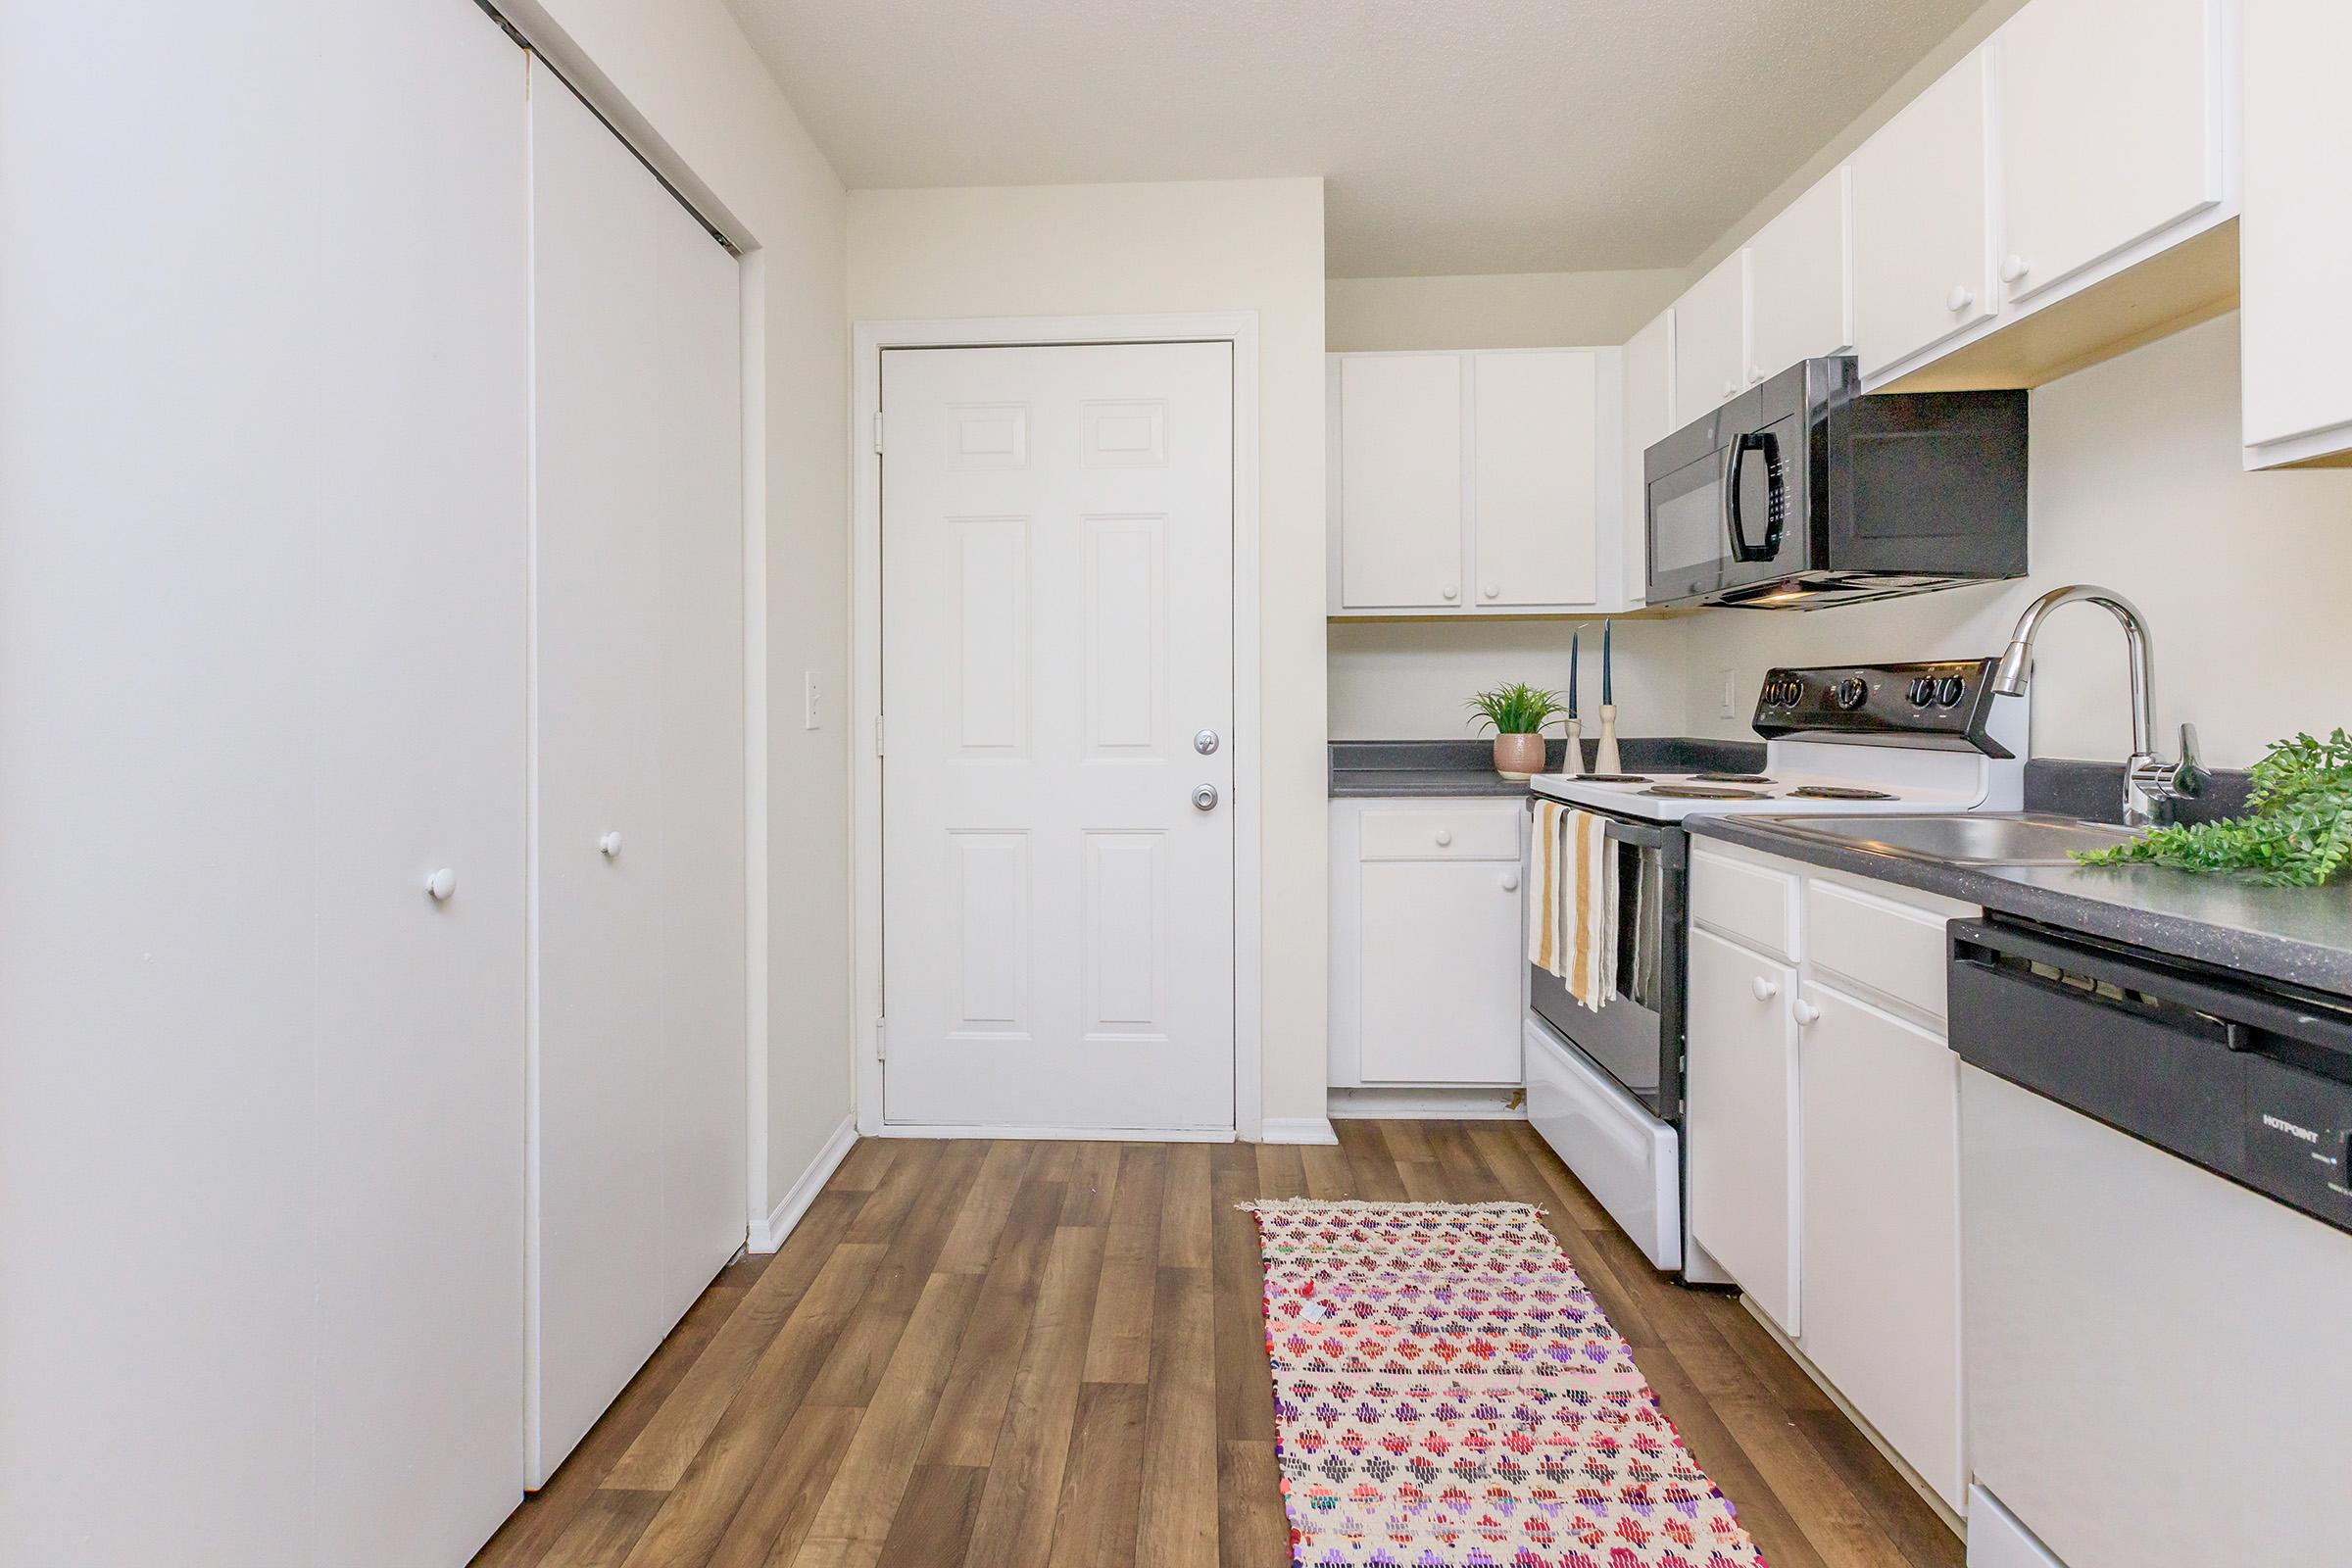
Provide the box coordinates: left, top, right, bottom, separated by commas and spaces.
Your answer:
1192, 783, 1220, 811
1946, 283, 1975, 313
424, 867, 458, 903
599, 831, 622, 858
1792, 998, 1822, 1026
1434, 828, 1452, 847
1194, 728, 1220, 756
1751, 975, 1779, 1002
2000, 255, 2033, 284
1499, 870, 1520, 892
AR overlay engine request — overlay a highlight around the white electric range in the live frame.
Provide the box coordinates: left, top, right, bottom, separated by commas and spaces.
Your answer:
1520, 660, 2027, 1282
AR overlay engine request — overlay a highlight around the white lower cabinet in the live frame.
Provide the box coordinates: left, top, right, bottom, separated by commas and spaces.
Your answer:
1686, 925, 1801, 1334
1688, 841, 1975, 1515
1330, 798, 1525, 1087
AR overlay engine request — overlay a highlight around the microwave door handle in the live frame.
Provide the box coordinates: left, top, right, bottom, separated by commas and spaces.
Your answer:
1727, 432, 1785, 563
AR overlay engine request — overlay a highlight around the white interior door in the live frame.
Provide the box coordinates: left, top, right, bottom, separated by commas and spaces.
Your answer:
529, 62, 746, 1485
881, 342, 1235, 1133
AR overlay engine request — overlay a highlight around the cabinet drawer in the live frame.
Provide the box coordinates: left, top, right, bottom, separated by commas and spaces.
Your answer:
1690, 846, 1799, 960
1805, 877, 1960, 1024
1358, 805, 1520, 862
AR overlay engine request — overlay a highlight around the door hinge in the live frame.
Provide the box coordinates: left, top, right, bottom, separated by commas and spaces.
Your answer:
871, 412, 884, 454
874, 713, 885, 756
874, 1016, 887, 1060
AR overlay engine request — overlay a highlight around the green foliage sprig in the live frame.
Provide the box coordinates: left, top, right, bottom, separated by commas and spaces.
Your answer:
1464, 681, 1568, 737
2074, 728, 2352, 886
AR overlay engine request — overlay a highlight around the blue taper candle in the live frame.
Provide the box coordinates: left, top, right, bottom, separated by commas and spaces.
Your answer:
1567, 629, 1580, 718
1601, 619, 1613, 706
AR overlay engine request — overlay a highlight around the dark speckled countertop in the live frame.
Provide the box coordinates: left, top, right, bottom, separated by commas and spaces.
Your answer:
1330, 738, 1767, 799
1689, 792, 2352, 1001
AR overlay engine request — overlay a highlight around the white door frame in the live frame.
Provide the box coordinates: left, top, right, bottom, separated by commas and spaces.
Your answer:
852, 313, 1264, 1143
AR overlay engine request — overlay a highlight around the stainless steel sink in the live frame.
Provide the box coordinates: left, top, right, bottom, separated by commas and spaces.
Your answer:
1750, 812, 2143, 866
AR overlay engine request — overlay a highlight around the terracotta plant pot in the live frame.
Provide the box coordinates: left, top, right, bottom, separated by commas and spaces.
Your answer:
1492, 732, 1546, 778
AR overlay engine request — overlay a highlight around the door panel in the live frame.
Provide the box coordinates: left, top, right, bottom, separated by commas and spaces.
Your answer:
1338, 355, 1463, 609
311, 2, 530, 1559
1999, 0, 2222, 307
1674, 250, 1748, 415
1686, 926, 1799, 1333
1852, 47, 1997, 376
1799, 984, 1965, 1508
529, 65, 745, 1485
1472, 351, 1598, 607
882, 342, 1235, 1131
1749, 166, 1854, 377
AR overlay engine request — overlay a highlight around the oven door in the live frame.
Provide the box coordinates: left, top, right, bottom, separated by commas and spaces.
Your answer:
1526, 813, 1686, 1123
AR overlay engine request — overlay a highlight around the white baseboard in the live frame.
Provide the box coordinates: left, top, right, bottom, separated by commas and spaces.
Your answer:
1329, 1087, 1528, 1120
871, 1123, 1235, 1142
1257, 1116, 1340, 1146
749, 1113, 858, 1253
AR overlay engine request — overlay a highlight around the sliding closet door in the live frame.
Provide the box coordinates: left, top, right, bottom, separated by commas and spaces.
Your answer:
309, 3, 530, 1559
0, 2, 527, 1563
528, 60, 747, 1486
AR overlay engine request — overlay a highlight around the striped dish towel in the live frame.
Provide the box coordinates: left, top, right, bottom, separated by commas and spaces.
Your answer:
1527, 803, 1617, 1007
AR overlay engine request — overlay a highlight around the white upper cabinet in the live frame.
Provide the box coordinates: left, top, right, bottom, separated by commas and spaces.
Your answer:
1999, 0, 2226, 308
1748, 166, 1854, 379
1473, 350, 1598, 607
1674, 249, 1750, 414
1619, 310, 1674, 608
2242, 0, 2352, 467
1332, 348, 1625, 614
1851, 46, 1998, 379
1337, 354, 1464, 610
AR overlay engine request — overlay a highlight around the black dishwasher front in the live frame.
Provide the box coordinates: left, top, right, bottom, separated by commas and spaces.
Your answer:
1947, 917, 2352, 1235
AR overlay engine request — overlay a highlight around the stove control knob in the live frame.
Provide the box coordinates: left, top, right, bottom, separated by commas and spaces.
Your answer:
1936, 676, 1967, 708
1907, 677, 1936, 707
1833, 677, 1869, 711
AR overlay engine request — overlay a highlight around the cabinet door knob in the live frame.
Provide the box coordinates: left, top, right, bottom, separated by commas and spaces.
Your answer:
1721, 377, 1739, 400
599, 831, 622, 858
1749, 365, 1765, 385
1946, 283, 1975, 313
1751, 975, 1779, 1002
1433, 828, 1452, 847
1499, 870, 1520, 892
1440, 585, 1459, 602
2000, 254, 2032, 284
424, 867, 457, 903
1481, 584, 1499, 599
1792, 998, 1822, 1027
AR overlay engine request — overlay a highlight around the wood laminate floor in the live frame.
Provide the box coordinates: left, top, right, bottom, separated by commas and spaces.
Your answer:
475, 1121, 1962, 1568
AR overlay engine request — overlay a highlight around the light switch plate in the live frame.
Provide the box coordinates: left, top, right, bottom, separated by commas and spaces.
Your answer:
1718, 669, 1738, 718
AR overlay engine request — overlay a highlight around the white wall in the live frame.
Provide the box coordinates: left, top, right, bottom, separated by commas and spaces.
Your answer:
510, 0, 853, 1222
1327, 269, 1683, 352
1329, 619, 1689, 741
848, 177, 1331, 1127
1679, 316, 2352, 767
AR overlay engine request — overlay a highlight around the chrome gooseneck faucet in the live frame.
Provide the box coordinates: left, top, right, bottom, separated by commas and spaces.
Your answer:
1990, 584, 2208, 827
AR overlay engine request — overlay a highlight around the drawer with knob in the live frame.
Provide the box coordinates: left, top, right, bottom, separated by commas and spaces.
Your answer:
1357, 806, 1522, 862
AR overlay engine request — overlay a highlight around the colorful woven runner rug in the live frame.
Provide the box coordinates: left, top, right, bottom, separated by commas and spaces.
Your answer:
1245, 1200, 1768, 1568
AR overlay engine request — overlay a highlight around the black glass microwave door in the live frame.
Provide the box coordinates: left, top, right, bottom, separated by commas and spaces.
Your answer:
1647, 447, 1725, 603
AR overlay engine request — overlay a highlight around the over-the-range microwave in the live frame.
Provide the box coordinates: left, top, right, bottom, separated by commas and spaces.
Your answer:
1644, 356, 2029, 610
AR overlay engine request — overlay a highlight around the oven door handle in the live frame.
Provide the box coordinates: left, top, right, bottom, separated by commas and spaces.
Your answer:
1525, 800, 1677, 854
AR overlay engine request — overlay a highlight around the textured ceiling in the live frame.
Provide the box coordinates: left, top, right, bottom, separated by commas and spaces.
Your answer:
722, 0, 1987, 276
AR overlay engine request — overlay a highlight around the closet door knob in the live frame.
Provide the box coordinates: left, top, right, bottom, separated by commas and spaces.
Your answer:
1751, 975, 1779, 1002
599, 831, 622, 859
1499, 870, 1520, 892
1792, 998, 1822, 1027
1946, 284, 1975, 314
424, 867, 458, 903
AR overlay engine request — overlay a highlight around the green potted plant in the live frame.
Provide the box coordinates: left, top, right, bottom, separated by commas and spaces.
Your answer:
1465, 681, 1567, 780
